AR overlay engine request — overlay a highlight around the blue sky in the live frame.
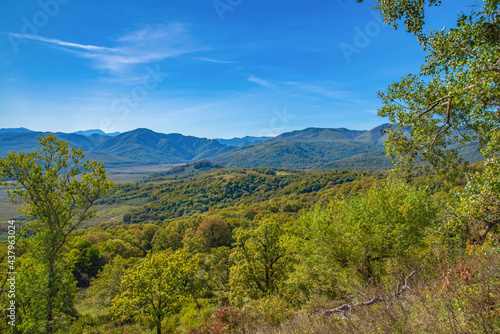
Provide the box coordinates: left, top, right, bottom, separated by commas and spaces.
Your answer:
0, 0, 473, 138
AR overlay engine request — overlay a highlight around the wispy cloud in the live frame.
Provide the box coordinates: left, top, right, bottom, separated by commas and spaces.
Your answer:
229, 90, 258, 97
167, 102, 222, 117
8, 34, 111, 52
282, 81, 369, 104
195, 57, 235, 64
8, 22, 202, 75
291, 102, 324, 109
247, 75, 273, 88
292, 83, 350, 99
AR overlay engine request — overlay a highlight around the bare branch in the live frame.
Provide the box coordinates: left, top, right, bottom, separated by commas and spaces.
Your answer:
317, 269, 418, 317
491, 65, 500, 73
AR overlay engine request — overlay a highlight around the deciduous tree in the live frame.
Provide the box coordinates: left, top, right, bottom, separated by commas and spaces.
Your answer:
86, 255, 139, 311
288, 180, 437, 301
353, 0, 500, 172
0, 135, 113, 332
229, 216, 293, 303
448, 157, 500, 245
110, 249, 199, 334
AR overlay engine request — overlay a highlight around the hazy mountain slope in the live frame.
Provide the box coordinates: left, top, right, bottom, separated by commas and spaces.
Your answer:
275, 127, 365, 142
215, 136, 272, 147
0, 127, 34, 135
353, 123, 393, 145
0, 132, 97, 156
90, 128, 233, 164
0, 128, 233, 165
0, 125, 485, 172
74, 129, 120, 136
211, 126, 389, 170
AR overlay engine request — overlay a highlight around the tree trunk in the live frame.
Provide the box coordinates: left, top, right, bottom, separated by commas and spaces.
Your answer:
47, 257, 55, 333
156, 321, 162, 334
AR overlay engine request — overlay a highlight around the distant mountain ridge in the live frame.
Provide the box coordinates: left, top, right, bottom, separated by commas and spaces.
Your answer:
0, 124, 484, 172
0, 127, 34, 135
0, 128, 234, 166
0, 131, 100, 157
74, 129, 120, 136
214, 136, 272, 147
89, 128, 232, 165
211, 125, 396, 171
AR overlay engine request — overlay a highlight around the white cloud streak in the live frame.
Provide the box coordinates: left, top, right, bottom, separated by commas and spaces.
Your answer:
247, 75, 273, 88
195, 57, 235, 64
9, 34, 111, 52
9, 22, 202, 74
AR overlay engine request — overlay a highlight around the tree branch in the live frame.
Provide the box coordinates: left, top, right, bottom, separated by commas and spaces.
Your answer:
490, 65, 500, 73
316, 269, 418, 317
419, 95, 451, 117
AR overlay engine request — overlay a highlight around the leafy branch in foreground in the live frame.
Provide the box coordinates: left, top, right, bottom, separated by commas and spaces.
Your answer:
354, 1, 500, 173
351, 0, 443, 41
447, 157, 500, 245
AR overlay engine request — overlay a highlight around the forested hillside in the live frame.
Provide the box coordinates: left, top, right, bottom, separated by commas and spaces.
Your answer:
102, 164, 383, 223
0, 0, 499, 333
3, 150, 499, 334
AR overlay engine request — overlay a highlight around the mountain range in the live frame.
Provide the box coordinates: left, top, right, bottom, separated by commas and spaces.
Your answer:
212, 125, 393, 171
0, 124, 484, 172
